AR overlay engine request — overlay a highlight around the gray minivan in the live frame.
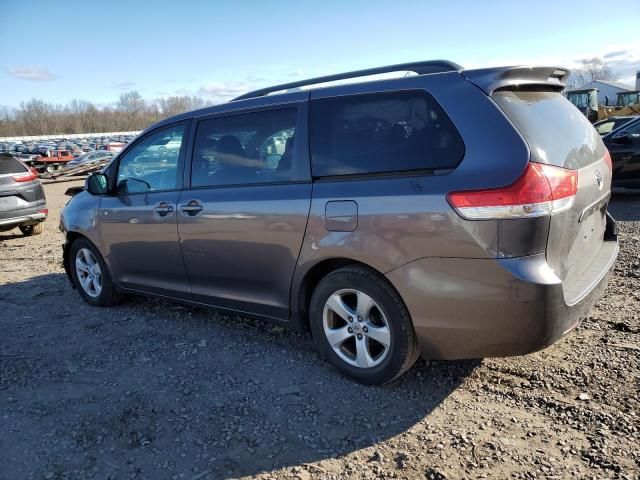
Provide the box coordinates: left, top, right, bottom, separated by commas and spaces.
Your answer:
60, 61, 618, 384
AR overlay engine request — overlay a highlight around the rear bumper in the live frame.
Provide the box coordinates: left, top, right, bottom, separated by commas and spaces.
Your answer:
0, 207, 47, 227
386, 237, 618, 360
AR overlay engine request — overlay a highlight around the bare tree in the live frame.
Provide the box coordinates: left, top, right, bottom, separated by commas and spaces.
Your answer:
157, 96, 207, 118
568, 57, 617, 89
117, 90, 146, 130
0, 92, 213, 137
17, 99, 55, 136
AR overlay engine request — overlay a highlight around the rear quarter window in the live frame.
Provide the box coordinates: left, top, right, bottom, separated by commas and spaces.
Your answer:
492, 91, 606, 169
0, 155, 28, 174
310, 91, 464, 177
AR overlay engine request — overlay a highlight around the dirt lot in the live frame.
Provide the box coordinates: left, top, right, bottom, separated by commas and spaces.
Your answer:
1, 180, 639, 480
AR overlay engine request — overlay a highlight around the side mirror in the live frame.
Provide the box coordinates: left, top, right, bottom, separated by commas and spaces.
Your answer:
86, 173, 109, 195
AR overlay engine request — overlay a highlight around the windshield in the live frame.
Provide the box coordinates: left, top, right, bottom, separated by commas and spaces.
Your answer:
567, 91, 593, 109
617, 92, 640, 107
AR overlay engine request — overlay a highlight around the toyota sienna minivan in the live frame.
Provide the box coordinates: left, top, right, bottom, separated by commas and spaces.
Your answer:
60, 61, 618, 384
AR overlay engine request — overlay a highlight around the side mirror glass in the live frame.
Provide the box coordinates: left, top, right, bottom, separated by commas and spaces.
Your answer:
86, 173, 109, 195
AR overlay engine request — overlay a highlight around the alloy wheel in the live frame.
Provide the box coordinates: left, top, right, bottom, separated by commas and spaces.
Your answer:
75, 248, 103, 298
322, 288, 391, 368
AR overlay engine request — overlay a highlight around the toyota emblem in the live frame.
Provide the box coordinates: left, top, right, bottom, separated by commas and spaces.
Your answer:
595, 170, 603, 190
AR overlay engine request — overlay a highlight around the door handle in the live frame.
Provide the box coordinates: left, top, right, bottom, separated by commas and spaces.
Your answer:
180, 200, 203, 216
153, 202, 174, 217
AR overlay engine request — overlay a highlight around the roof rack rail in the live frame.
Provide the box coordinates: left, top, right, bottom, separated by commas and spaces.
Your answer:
232, 59, 462, 101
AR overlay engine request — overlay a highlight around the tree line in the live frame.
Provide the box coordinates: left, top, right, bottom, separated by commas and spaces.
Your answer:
1, 58, 621, 137
0, 91, 210, 137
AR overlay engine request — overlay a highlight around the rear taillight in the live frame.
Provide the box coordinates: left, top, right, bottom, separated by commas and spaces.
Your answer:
604, 150, 612, 171
447, 163, 577, 220
39, 208, 48, 216
12, 170, 38, 182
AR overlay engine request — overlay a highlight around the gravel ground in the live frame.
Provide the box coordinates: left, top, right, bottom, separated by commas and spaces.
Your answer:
1, 181, 639, 480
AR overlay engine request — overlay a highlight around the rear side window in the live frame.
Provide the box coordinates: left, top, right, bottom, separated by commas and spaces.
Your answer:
0, 155, 28, 174
310, 91, 464, 176
493, 91, 606, 169
192, 108, 298, 187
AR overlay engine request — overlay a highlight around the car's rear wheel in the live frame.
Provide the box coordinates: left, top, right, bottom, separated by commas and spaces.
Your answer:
19, 223, 43, 236
310, 265, 419, 384
70, 238, 120, 306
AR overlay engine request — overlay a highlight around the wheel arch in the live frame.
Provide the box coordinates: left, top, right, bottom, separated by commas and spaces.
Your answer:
293, 257, 405, 334
63, 231, 99, 287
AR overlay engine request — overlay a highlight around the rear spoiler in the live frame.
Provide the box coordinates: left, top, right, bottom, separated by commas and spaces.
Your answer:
462, 66, 570, 95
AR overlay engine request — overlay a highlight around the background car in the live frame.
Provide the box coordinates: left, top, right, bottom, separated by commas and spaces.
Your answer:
0, 153, 48, 236
65, 150, 114, 169
603, 117, 640, 190
593, 116, 638, 136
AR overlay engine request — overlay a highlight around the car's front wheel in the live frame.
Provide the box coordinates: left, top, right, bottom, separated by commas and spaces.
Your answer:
310, 265, 419, 384
69, 238, 120, 306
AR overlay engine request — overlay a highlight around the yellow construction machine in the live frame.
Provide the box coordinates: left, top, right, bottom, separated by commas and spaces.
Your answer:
566, 88, 640, 123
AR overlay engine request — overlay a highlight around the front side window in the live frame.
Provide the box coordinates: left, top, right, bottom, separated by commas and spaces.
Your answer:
116, 124, 185, 193
310, 91, 464, 177
191, 108, 298, 188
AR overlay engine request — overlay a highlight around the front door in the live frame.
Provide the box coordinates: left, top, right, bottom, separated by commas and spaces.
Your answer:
98, 122, 191, 298
178, 106, 311, 318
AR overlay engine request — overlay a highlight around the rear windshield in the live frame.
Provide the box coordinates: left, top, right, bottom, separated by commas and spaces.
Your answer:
493, 91, 606, 169
0, 155, 28, 174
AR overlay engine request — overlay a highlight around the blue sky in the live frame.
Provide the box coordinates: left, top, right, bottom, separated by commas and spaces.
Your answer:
1, 0, 639, 109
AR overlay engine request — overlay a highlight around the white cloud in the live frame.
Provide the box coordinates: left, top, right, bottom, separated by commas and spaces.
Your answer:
603, 50, 628, 60
196, 82, 251, 103
111, 81, 136, 90
289, 69, 306, 78
7, 66, 57, 81
601, 50, 640, 86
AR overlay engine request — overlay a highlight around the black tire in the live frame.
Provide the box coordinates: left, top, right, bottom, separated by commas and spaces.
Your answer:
19, 222, 44, 236
309, 265, 420, 385
69, 238, 121, 307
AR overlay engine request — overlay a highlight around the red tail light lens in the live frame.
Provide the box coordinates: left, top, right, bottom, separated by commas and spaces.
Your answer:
447, 163, 577, 220
12, 171, 38, 182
